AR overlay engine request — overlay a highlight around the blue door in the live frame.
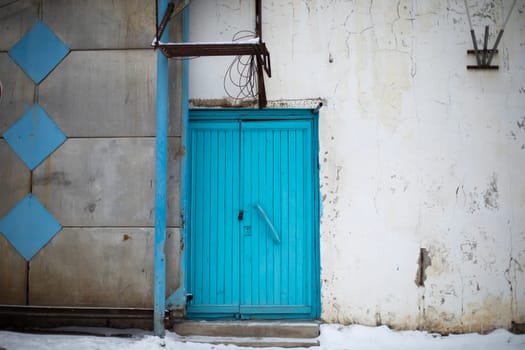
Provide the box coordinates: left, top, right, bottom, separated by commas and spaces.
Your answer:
187, 110, 319, 319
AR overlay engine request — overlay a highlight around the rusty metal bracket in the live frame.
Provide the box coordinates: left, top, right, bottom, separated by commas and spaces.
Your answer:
153, 0, 272, 108
466, 26, 499, 70
467, 26, 503, 70
154, 1, 175, 48
463, 0, 517, 70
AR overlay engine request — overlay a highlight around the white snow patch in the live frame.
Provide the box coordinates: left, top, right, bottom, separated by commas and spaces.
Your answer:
319, 325, 525, 350
0, 324, 524, 350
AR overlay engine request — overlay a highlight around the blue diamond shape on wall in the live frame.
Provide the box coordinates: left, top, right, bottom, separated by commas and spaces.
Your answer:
3, 104, 66, 170
0, 194, 61, 261
8, 21, 70, 84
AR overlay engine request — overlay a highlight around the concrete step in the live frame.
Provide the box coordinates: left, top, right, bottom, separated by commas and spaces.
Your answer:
177, 335, 320, 348
173, 320, 320, 339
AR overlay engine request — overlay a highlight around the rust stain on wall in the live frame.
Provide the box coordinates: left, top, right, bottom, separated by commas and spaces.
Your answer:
415, 248, 432, 287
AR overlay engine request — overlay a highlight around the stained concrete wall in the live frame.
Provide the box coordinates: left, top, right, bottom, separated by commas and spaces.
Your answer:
0, 0, 182, 308
188, 0, 525, 333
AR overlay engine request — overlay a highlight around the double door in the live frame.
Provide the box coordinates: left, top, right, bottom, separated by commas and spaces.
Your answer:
187, 115, 318, 319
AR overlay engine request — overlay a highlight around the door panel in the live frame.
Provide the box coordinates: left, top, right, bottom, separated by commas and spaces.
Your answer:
188, 121, 241, 316
240, 121, 314, 316
187, 116, 316, 319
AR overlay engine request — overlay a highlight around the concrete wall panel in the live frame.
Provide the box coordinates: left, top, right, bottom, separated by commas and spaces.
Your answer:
166, 228, 181, 297
0, 234, 27, 304
0, 53, 35, 135
29, 227, 178, 307
39, 50, 181, 137
0, 0, 39, 51
32, 138, 180, 227
42, 0, 155, 50
167, 14, 184, 135
0, 140, 31, 218
38, 50, 154, 137
168, 59, 183, 136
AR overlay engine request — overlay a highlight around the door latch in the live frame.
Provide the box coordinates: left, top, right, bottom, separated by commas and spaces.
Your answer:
238, 210, 244, 221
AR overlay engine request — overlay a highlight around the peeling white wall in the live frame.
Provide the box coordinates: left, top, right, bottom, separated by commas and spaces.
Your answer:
188, 0, 525, 333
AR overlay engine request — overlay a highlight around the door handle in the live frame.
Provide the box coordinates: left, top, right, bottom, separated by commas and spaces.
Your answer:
254, 204, 281, 243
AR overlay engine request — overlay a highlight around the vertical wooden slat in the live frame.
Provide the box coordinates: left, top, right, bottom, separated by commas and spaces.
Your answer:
232, 126, 241, 306
189, 131, 197, 305
203, 130, 211, 304
240, 126, 251, 306
304, 123, 314, 307
223, 130, 232, 305
272, 130, 281, 305
280, 128, 290, 306
209, 131, 218, 304
195, 130, 204, 305
216, 131, 225, 303
288, 130, 298, 304
266, 130, 275, 305
296, 128, 305, 305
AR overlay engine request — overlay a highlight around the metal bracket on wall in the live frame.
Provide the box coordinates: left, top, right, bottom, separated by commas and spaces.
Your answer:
152, 0, 272, 108
466, 26, 499, 70
463, 0, 518, 70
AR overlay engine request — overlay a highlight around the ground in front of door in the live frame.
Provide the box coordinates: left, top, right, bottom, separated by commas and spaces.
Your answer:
1, 324, 524, 350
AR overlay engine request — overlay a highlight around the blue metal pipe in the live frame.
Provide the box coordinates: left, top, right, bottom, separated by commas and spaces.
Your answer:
165, 0, 190, 314
180, 0, 190, 306
154, 0, 169, 338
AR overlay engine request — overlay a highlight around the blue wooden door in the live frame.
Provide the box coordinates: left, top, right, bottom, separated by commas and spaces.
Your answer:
187, 114, 318, 319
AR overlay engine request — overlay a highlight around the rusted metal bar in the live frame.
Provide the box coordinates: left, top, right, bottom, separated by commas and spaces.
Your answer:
256, 0, 262, 41
155, 2, 175, 47
463, 0, 481, 66
486, 30, 503, 66
467, 65, 499, 70
482, 26, 489, 65
0, 305, 157, 319
158, 42, 269, 57
469, 30, 482, 66
255, 43, 271, 77
256, 54, 267, 108
255, 0, 267, 108
155, 0, 158, 42
467, 49, 498, 54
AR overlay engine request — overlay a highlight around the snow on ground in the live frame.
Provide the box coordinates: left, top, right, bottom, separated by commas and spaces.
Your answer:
0, 324, 524, 350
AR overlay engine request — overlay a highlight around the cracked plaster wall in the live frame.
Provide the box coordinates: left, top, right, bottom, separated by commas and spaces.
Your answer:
189, 0, 525, 332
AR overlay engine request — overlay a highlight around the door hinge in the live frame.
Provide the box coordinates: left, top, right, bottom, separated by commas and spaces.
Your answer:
238, 210, 244, 221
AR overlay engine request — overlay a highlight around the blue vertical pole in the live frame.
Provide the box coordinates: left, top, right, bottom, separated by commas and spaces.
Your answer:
164, 0, 189, 312
154, 0, 169, 338
180, 0, 190, 306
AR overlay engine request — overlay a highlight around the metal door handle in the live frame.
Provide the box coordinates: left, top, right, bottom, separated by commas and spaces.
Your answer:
255, 204, 281, 243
